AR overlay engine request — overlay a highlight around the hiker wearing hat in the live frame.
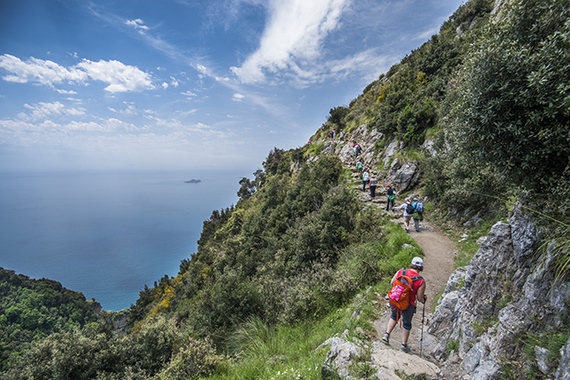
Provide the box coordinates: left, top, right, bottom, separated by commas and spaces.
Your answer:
382, 257, 426, 353
385, 185, 395, 212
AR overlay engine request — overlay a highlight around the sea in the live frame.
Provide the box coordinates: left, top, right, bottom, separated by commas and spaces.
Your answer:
0, 170, 245, 311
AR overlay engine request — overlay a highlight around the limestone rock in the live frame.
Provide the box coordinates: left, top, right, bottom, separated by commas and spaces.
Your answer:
555, 336, 570, 380
320, 336, 363, 379
428, 209, 570, 378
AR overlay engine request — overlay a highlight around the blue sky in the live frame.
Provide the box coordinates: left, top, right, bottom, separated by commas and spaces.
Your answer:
0, 0, 465, 173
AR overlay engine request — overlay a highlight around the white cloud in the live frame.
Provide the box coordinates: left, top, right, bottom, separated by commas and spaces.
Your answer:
55, 88, 78, 95
231, 0, 350, 84
0, 54, 86, 85
181, 90, 197, 98
77, 59, 154, 92
162, 82, 169, 89
0, 54, 154, 93
232, 93, 245, 102
18, 101, 85, 121
125, 19, 150, 33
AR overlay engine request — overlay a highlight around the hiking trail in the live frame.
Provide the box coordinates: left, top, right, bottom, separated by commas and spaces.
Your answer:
350, 168, 458, 378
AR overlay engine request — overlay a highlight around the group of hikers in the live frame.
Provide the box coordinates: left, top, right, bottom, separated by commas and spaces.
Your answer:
352, 140, 428, 354
310, 133, 427, 355
355, 150, 424, 233
328, 129, 345, 141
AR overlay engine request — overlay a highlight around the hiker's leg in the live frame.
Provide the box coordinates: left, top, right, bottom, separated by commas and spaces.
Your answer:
402, 328, 411, 345
386, 317, 397, 335
414, 218, 420, 231
401, 306, 416, 345
387, 308, 398, 334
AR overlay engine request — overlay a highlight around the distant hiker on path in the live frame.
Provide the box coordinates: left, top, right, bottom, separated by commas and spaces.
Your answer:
369, 175, 377, 198
353, 141, 361, 159
362, 169, 370, 192
412, 198, 424, 232
339, 130, 344, 141
356, 160, 363, 173
382, 257, 426, 353
394, 198, 413, 232
385, 185, 395, 212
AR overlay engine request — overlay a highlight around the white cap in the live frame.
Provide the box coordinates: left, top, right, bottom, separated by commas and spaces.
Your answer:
411, 257, 424, 267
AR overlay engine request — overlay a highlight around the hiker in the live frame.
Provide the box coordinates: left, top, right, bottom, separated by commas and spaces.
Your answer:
362, 169, 370, 192
356, 160, 364, 173
369, 175, 377, 198
412, 198, 424, 232
394, 198, 413, 232
339, 130, 344, 141
382, 257, 427, 353
385, 185, 395, 212
353, 141, 361, 159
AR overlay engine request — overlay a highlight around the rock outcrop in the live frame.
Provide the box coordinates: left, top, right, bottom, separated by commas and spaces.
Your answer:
428, 208, 570, 379
315, 125, 421, 193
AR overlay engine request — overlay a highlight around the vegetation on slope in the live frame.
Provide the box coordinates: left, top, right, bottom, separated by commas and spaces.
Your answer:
2, 0, 569, 377
0, 268, 97, 371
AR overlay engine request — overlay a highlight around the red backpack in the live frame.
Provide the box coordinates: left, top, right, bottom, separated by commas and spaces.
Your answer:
388, 268, 423, 310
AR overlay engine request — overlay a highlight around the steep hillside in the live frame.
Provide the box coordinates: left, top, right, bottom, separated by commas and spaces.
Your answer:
2, 0, 568, 378
0, 268, 98, 371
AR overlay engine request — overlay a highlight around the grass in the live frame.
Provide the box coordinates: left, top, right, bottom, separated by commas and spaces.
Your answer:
521, 318, 570, 378
208, 290, 379, 380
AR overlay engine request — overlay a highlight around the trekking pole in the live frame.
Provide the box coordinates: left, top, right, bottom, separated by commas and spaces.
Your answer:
420, 298, 426, 357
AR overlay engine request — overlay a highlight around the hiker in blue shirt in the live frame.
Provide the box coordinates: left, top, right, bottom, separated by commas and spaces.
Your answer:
412, 198, 424, 232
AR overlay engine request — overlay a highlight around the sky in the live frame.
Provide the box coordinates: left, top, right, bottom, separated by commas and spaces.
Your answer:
0, 0, 466, 174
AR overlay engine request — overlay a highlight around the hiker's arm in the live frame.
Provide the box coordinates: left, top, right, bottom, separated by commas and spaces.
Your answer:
390, 272, 398, 285
416, 282, 426, 303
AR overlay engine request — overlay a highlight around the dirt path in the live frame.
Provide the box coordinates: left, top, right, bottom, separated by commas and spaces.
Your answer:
352, 175, 458, 377
405, 220, 457, 312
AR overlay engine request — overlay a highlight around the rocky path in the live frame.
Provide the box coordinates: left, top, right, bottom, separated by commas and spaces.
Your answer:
351, 171, 458, 378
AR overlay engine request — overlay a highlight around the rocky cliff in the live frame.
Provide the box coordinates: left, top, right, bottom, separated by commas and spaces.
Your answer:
429, 208, 570, 379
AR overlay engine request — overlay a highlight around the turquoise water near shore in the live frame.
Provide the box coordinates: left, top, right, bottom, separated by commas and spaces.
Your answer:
0, 170, 243, 311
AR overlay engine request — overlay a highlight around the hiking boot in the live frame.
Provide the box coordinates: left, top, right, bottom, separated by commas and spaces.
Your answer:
400, 344, 410, 353
382, 333, 390, 345
405, 228, 410, 233
416, 229, 420, 232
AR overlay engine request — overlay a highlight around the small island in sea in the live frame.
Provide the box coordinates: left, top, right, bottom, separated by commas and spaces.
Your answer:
184, 179, 201, 184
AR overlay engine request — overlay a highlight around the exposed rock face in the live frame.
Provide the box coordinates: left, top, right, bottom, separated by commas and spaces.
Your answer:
320, 333, 363, 379
429, 208, 570, 379
315, 127, 421, 193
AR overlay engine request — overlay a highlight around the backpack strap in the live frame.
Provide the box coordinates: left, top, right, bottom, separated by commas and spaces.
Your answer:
411, 276, 423, 282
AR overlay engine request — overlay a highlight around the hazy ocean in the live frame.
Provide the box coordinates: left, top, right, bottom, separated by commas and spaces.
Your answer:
0, 170, 244, 311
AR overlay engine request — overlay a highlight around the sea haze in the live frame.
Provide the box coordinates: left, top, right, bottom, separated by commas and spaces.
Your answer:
0, 170, 243, 311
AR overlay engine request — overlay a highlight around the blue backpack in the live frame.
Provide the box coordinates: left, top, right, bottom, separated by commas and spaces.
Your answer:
414, 201, 424, 213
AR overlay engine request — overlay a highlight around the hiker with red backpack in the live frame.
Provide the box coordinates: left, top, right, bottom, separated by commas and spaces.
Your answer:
382, 257, 426, 353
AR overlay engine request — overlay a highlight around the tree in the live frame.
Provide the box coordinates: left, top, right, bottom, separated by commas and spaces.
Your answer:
446, 0, 570, 211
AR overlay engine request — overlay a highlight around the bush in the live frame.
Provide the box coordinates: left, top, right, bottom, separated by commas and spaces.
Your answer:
159, 337, 223, 379
445, 0, 570, 214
